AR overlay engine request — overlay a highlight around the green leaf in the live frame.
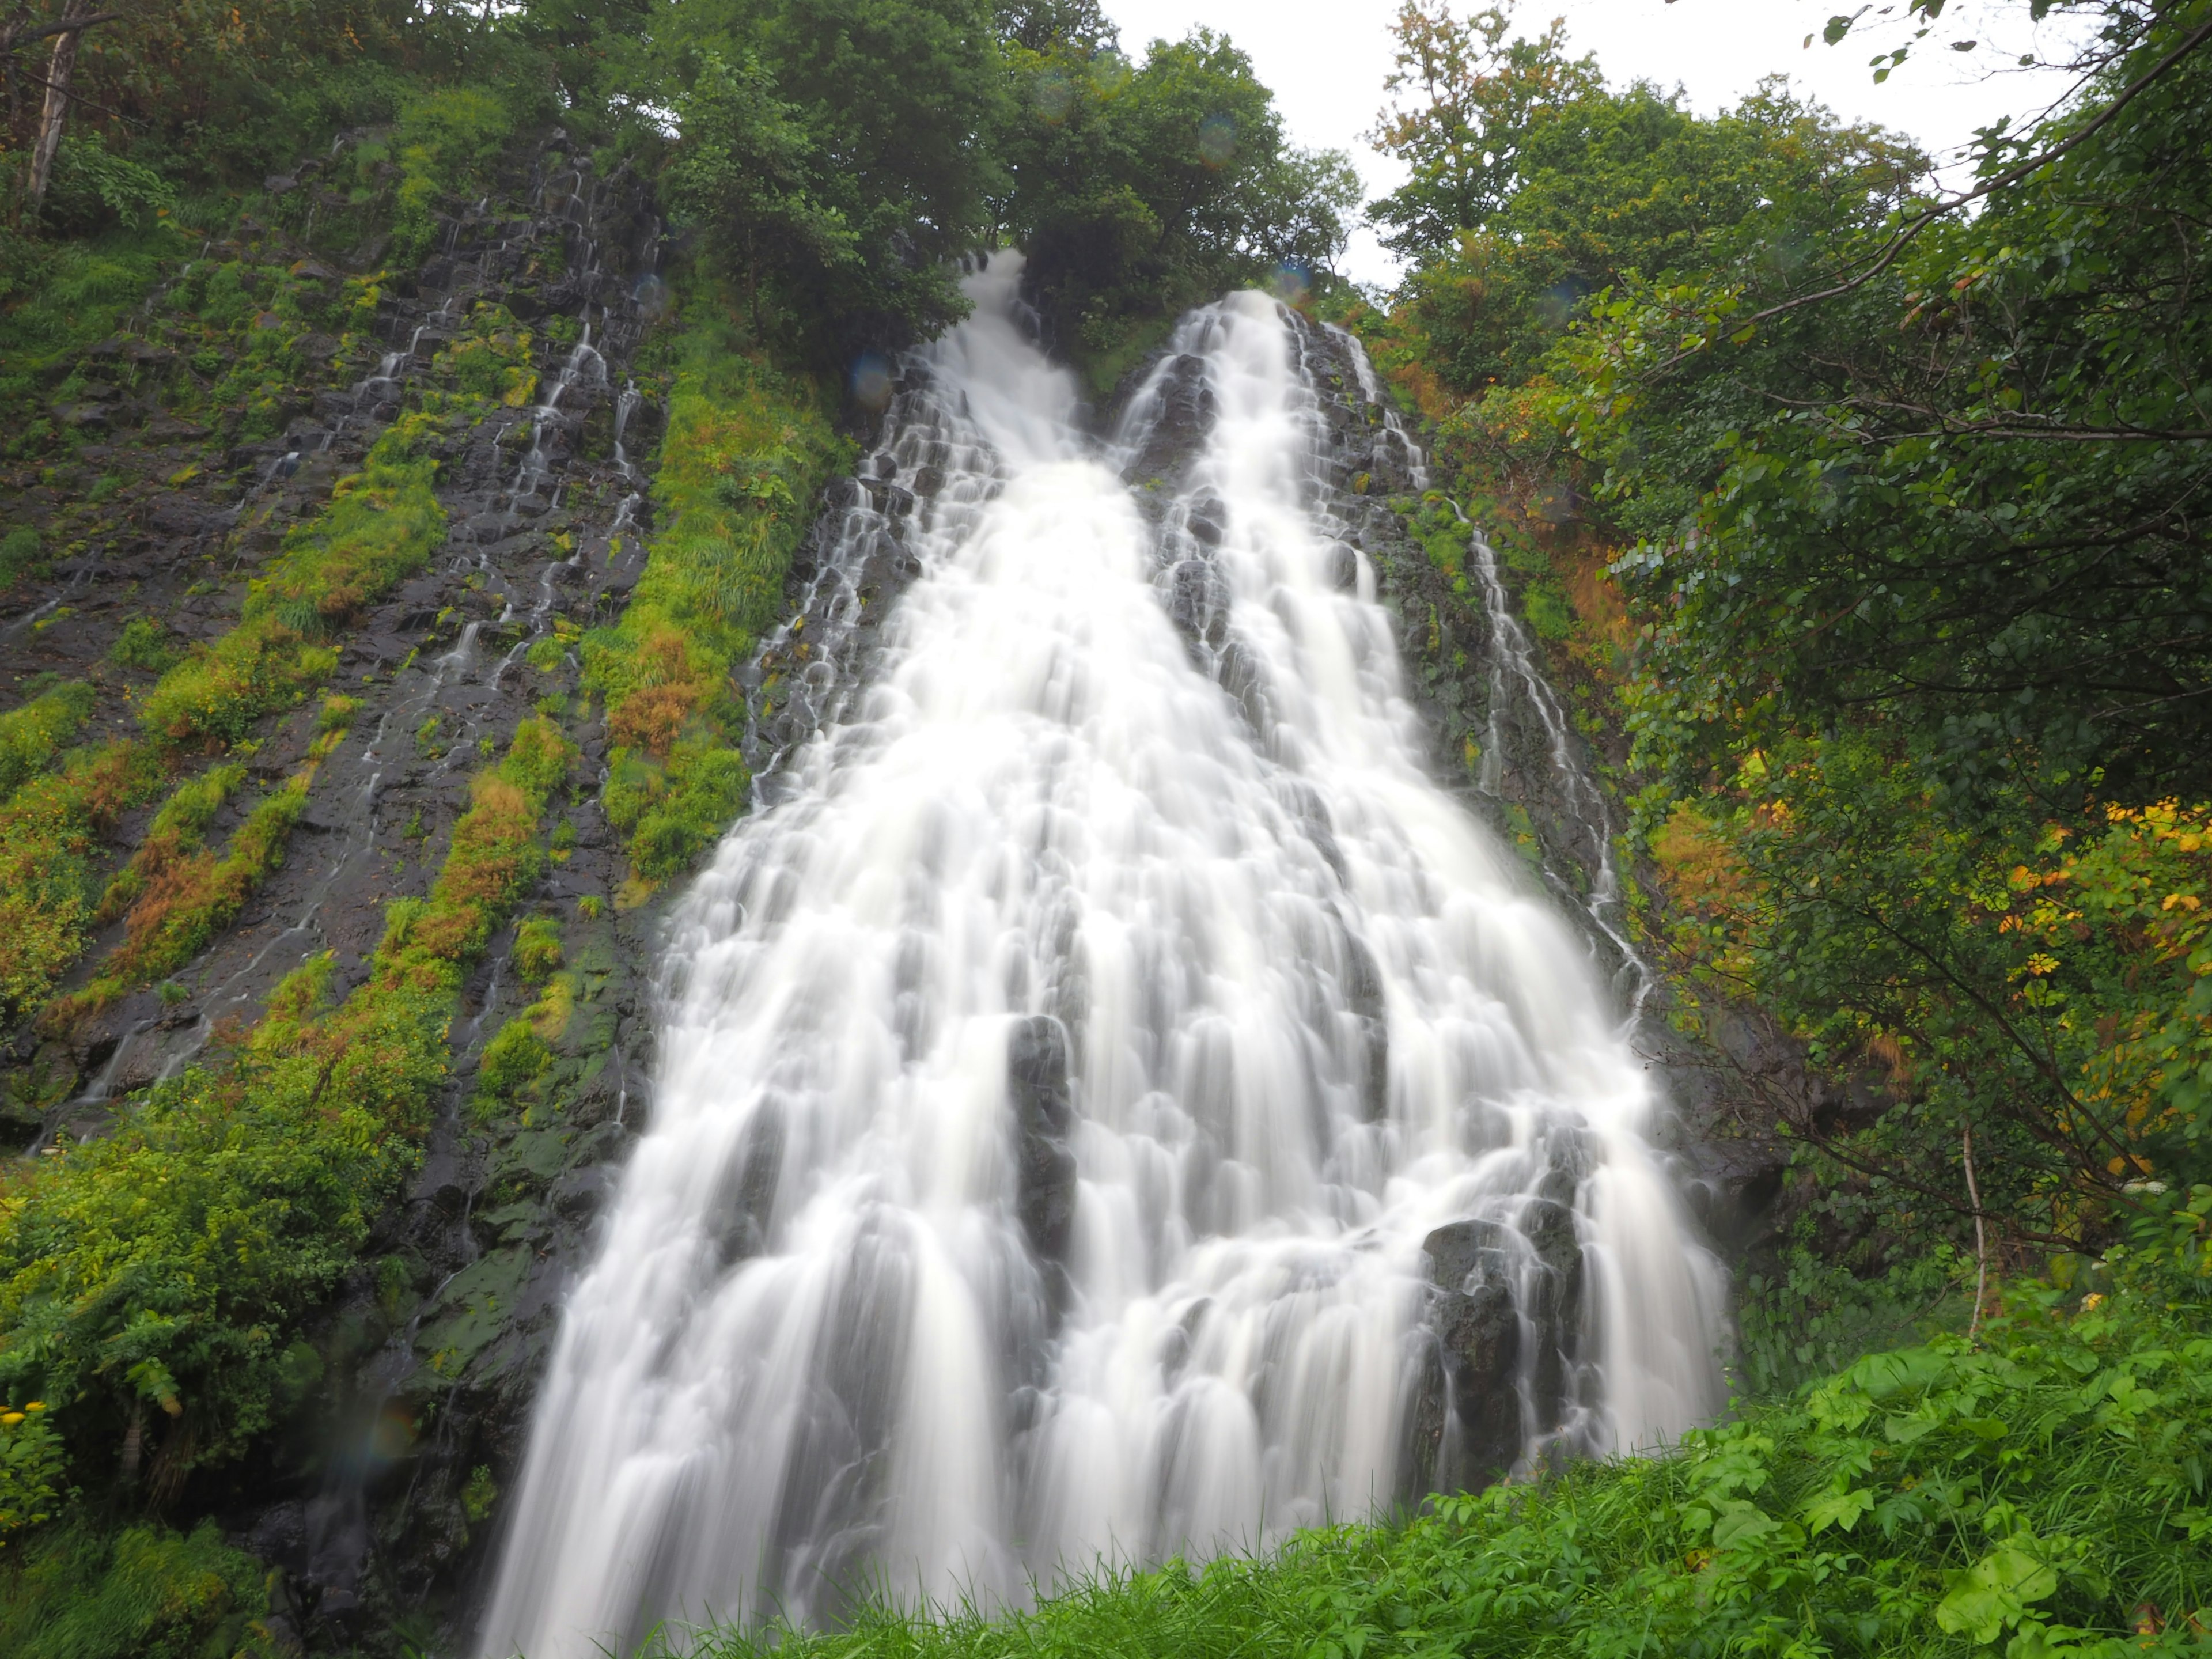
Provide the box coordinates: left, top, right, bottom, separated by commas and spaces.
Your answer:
1937, 1545, 2060, 1643
1802, 1487, 1876, 1535
1711, 1500, 1781, 1551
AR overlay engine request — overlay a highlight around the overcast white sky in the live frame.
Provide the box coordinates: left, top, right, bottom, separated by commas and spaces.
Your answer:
1100, 0, 2100, 287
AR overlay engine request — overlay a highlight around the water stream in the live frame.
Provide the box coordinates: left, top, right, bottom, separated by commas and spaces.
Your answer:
479, 255, 1725, 1657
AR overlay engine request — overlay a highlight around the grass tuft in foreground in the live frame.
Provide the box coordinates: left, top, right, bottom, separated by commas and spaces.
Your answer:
667, 1286, 2212, 1659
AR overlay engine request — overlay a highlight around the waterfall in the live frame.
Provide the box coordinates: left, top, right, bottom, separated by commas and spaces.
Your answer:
478, 254, 1726, 1658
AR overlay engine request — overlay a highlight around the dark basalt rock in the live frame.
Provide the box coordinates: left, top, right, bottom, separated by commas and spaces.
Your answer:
1009, 1013, 1078, 1277
1419, 1219, 1525, 1485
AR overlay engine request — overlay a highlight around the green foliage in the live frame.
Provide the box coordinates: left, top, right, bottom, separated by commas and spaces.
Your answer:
996, 28, 1361, 384
676, 1293, 2212, 1659
52, 730, 357, 1020
0, 683, 94, 801
1738, 1244, 1972, 1399
512, 915, 565, 982
0, 741, 164, 1025
0, 721, 567, 1503
1397, 74, 1922, 395
0, 998, 437, 1487
1366, 2, 1602, 260
653, 0, 1009, 354
0, 528, 45, 592
662, 50, 865, 340
0, 1519, 274, 1659
1562, 9, 2212, 801
0, 1403, 63, 1545
106, 618, 181, 676
583, 294, 844, 878
0, 227, 175, 406
41, 135, 179, 237
388, 86, 521, 263
476, 1018, 555, 1114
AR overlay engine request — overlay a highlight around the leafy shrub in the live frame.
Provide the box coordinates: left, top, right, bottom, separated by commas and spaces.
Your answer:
41, 135, 177, 235
388, 88, 517, 263
677, 1291, 2212, 1659
105, 617, 179, 675
0, 1403, 62, 1544
475, 1017, 553, 1113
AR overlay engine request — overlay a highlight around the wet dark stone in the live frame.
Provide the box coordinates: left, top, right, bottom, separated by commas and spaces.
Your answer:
1009, 1014, 1077, 1272
1118, 352, 1215, 486
1420, 1221, 1524, 1487
1343, 930, 1388, 1121
1166, 556, 1228, 647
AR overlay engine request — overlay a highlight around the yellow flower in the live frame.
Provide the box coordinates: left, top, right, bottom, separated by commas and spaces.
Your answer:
0, 1414, 22, 1426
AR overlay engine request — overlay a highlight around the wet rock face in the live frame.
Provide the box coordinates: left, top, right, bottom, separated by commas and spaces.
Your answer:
0, 124, 687, 1650
1419, 1219, 1525, 1484
1009, 1014, 1078, 1277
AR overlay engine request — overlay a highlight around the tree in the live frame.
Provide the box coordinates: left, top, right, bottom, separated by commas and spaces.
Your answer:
996, 28, 1360, 371
1400, 77, 1922, 394
994, 0, 1116, 54
661, 50, 860, 337
1365, 1, 1600, 260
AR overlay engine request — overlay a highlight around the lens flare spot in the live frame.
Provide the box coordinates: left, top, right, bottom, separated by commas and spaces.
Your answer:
1198, 115, 1237, 169
851, 352, 893, 412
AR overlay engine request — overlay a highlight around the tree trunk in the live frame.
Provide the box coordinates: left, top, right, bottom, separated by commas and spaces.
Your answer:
25, 16, 82, 211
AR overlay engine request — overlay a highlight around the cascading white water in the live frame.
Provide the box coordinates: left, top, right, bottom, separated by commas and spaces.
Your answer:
479, 254, 1726, 1659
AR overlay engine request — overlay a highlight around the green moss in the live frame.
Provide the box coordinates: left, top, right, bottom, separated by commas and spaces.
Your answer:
512, 915, 563, 982
433, 302, 539, 406
0, 683, 94, 800
475, 1017, 554, 1116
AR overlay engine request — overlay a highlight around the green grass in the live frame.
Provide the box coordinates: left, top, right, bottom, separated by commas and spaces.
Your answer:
0, 1519, 270, 1659
0, 741, 164, 1022
666, 1289, 2212, 1659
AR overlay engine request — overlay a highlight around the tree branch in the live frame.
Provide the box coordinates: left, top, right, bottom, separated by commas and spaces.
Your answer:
1651, 10, 2212, 370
